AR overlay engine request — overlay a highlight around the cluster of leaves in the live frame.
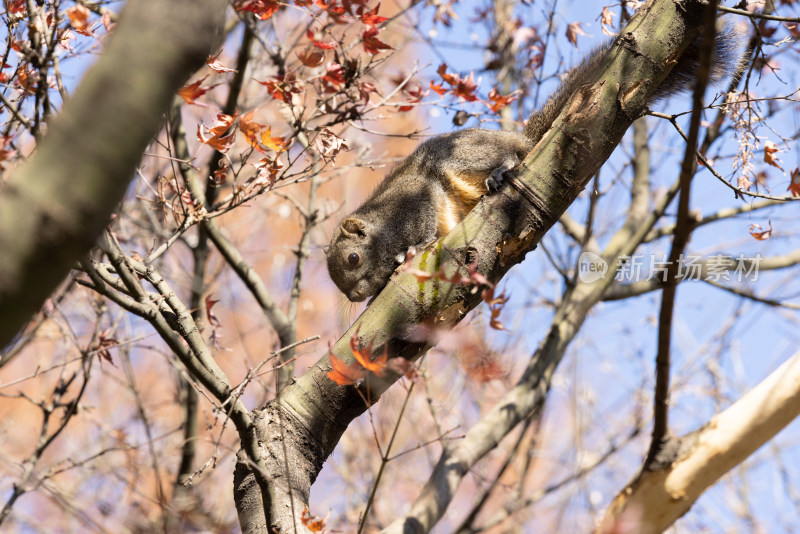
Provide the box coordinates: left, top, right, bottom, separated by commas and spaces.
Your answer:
0, 2, 114, 171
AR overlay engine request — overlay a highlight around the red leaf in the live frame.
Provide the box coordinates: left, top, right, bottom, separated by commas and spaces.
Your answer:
257, 74, 302, 102
451, 71, 478, 102
234, 0, 281, 20
358, 81, 378, 104
362, 27, 392, 54
205, 295, 221, 327
307, 29, 337, 50
321, 62, 346, 92
485, 88, 520, 113
6, 0, 25, 15
789, 168, 800, 198
429, 80, 448, 95
359, 3, 387, 26
397, 85, 428, 112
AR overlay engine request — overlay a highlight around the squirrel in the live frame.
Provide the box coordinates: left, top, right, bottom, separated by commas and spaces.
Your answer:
326, 24, 739, 302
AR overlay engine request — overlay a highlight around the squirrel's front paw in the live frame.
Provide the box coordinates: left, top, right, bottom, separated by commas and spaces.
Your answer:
486, 168, 507, 192
485, 167, 511, 193
395, 245, 420, 264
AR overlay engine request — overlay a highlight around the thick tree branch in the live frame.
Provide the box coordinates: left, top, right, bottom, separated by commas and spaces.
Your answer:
598, 350, 800, 533
234, 1, 722, 531
0, 0, 228, 348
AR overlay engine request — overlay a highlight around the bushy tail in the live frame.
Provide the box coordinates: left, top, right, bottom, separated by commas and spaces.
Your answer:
522, 23, 743, 144
651, 23, 743, 101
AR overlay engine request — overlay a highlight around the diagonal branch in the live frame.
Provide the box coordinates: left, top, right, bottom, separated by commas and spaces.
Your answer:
233, 1, 722, 532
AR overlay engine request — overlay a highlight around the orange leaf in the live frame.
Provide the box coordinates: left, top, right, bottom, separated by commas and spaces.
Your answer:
301, 509, 326, 532
307, 29, 337, 50
764, 141, 784, 171
197, 113, 237, 152
437, 63, 458, 85
239, 109, 265, 150
429, 80, 448, 95
260, 127, 289, 153
349, 335, 387, 375
65, 5, 93, 36
178, 76, 219, 106
327, 352, 366, 385
359, 3, 387, 26
485, 88, 520, 113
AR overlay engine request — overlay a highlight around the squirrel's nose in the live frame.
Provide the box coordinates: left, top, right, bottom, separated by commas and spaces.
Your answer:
348, 289, 366, 302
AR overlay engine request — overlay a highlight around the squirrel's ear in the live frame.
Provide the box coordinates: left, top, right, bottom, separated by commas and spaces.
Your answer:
323, 245, 330, 255
341, 217, 367, 237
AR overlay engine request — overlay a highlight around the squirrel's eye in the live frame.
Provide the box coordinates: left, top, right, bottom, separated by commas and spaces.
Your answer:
347, 253, 360, 267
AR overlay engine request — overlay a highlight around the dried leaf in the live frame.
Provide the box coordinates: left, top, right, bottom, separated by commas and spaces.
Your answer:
313, 128, 349, 162
485, 88, 520, 113
789, 168, 800, 198
178, 76, 219, 106
764, 141, 784, 171
297, 48, 325, 67
301, 509, 326, 532
566, 21, 589, 47
207, 54, 237, 73
65, 5, 93, 36
749, 221, 773, 241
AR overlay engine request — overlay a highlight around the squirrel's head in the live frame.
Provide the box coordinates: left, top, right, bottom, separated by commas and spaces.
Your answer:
325, 217, 398, 302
